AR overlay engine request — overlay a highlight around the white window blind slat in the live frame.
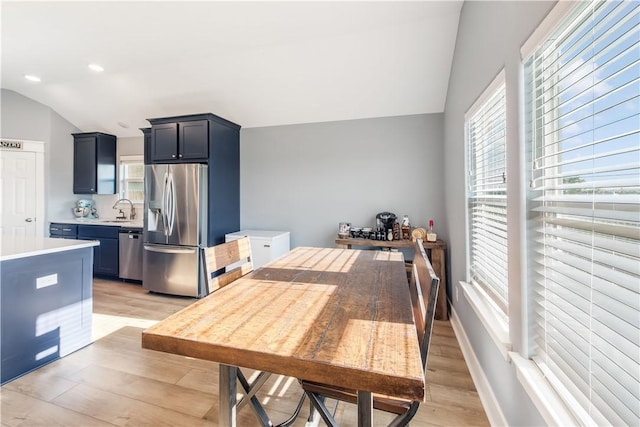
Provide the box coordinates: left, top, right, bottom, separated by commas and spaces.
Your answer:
592, 320, 640, 369
539, 225, 640, 258
593, 338, 639, 388
533, 204, 639, 222
591, 304, 640, 346
590, 373, 638, 425
525, 1, 640, 425
535, 216, 640, 241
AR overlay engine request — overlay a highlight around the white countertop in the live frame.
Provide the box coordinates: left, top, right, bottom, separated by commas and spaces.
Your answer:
52, 218, 144, 228
1, 236, 99, 262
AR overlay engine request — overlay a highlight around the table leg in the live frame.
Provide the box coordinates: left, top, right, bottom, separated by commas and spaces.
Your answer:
357, 390, 373, 427
219, 364, 237, 427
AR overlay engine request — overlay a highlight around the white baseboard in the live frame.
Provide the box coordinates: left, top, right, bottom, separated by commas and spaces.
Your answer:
450, 307, 508, 427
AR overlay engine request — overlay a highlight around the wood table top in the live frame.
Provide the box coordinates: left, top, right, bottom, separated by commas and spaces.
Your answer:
142, 246, 424, 401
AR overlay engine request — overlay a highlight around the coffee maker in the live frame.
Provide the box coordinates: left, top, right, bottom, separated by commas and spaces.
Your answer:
376, 211, 397, 232
73, 199, 97, 219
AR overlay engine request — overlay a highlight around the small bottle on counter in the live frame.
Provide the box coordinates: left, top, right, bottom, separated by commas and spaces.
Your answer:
387, 228, 393, 241
393, 222, 401, 240
427, 219, 437, 242
401, 215, 411, 240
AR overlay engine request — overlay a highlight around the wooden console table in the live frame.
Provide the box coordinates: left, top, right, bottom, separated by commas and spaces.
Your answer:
335, 237, 448, 320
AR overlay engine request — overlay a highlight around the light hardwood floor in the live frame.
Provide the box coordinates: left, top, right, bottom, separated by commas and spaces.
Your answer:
1, 279, 489, 426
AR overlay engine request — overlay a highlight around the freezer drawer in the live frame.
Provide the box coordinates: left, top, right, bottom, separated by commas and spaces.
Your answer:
142, 244, 201, 297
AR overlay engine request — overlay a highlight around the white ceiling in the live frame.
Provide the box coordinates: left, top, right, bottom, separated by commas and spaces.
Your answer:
1, 1, 462, 137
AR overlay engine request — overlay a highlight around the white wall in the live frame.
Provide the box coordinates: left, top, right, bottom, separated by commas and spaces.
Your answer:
443, 1, 556, 425
240, 114, 445, 249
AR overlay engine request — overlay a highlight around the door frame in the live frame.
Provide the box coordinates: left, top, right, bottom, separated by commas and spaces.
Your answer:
0, 138, 45, 237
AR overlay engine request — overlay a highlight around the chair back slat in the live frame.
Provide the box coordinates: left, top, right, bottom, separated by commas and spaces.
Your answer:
202, 237, 253, 294
410, 239, 440, 369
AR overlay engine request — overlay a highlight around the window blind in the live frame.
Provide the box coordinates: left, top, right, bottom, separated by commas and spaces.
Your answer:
119, 156, 144, 203
524, 1, 639, 425
467, 75, 508, 316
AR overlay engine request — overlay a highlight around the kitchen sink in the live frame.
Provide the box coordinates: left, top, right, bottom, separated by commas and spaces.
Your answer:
99, 219, 134, 224
74, 218, 133, 224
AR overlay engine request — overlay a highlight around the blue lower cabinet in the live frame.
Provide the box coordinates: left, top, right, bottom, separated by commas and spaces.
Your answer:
78, 225, 119, 277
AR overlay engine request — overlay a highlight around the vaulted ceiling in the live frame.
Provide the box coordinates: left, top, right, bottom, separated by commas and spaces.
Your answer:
1, 1, 462, 137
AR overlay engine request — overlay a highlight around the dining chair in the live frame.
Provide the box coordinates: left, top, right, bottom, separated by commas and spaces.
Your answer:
301, 238, 440, 427
202, 237, 273, 422
201, 236, 253, 294
201, 237, 305, 427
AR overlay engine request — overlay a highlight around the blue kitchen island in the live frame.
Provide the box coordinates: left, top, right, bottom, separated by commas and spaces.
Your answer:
0, 236, 98, 384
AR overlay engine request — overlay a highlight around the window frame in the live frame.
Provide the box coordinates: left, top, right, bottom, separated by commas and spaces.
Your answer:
464, 69, 510, 320
522, 1, 640, 425
118, 155, 144, 204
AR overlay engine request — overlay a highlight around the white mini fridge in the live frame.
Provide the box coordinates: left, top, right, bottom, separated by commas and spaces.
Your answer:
225, 230, 290, 269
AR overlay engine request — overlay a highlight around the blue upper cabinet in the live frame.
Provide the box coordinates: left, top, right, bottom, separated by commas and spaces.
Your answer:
148, 117, 209, 163
145, 113, 241, 246
72, 132, 116, 194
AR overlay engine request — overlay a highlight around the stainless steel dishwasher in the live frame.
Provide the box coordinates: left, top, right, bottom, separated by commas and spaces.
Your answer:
119, 228, 143, 281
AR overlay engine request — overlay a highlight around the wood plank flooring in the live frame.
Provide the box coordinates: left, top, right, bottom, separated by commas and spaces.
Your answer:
1, 278, 489, 426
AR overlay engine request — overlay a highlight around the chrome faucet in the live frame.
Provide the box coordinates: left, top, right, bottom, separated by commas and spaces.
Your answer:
113, 198, 136, 220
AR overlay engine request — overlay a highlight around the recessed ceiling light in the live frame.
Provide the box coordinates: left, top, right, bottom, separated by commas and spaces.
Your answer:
24, 74, 41, 82
117, 121, 130, 129
88, 63, 104, 72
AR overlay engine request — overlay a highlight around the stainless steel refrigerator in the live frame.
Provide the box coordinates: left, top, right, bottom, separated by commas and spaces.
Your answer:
143, 163, 208, 297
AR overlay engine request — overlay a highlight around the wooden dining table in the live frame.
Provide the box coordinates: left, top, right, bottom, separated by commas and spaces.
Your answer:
142, 246, 424, 427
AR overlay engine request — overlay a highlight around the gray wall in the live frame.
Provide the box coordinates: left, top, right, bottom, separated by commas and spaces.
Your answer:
117, 136, 144, 157
1, 89, 80, 221
240, 114, 445, 249
443, 1, 556, 425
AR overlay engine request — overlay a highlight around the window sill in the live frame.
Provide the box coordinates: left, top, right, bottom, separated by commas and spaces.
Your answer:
510, 353, 579, 426
459, 280, 511, 360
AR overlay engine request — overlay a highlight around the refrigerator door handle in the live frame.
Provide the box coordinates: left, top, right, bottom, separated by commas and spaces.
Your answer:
167, 171, 176, 236
161, 171, 170, 237
144, 245, 197, 255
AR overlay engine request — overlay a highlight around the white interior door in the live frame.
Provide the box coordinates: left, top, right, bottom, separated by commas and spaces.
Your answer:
0, 148, 39, 237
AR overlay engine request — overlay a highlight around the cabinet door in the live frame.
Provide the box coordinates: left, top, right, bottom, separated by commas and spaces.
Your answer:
179, 120, 209, 161
151, 123, 179, 162
94, 238, 119, 276
73, 136, 97, 194
78, 226, 119, 277
96, 134, 117, 194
